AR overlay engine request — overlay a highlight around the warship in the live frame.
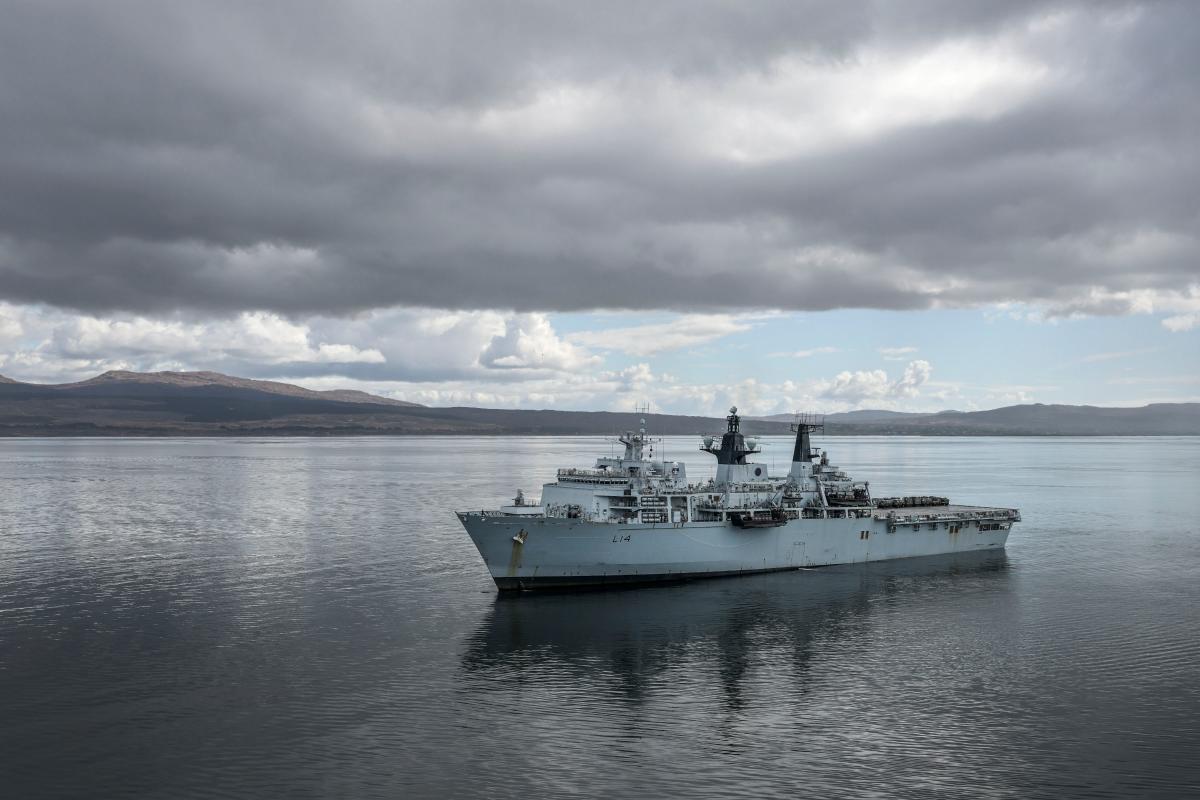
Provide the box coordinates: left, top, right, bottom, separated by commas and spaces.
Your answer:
457, 408, 1020, 590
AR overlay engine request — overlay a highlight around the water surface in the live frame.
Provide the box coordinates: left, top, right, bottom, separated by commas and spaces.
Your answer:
2, 436, 1198, 798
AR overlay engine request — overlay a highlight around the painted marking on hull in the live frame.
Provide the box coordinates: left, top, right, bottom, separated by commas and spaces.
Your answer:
505, 532, 526, 578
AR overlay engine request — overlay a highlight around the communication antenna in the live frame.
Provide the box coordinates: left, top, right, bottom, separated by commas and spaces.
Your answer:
790, 411, 825, 429
631, 401, 664, 463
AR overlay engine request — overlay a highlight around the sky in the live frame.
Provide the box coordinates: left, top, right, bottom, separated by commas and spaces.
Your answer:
0, 1, 1196, 415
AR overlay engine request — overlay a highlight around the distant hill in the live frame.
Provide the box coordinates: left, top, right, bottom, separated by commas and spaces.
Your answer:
0, 370, 793, 436
800, 404, 1200, 435
756, 410, 936, 424
402, 407, 794, 436
0, 370, 1196, 436
756, 405, 1200, 435
852, 403, 1200, 436
56, 370, 422, 407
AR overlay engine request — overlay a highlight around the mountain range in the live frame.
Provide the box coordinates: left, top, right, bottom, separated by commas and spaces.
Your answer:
757, 404, 1200, 435
0, 370, 1196, 436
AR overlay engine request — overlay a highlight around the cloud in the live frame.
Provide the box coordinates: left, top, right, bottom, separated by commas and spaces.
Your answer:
0, 309, 21, 343
0, 304, 602, 384
315, 359, 937, 415
0, 2, 1195, 320
1044, 286, 1200, 322
566, 315, 756, 356
993, 390, 1032, 404
479, 313, 600, 371
0, 305, 390, 382
893, 359, 933, 397
1080, 347, 1158, 363
1162, 314, 1198, 332
978, 382, 1058, 405
48, 312, 386, 367
815, 360, 932, 404
879, 346, 918, 360
775, 347, 840, 358
818, 369, 892, 402
2, 301, 947, 415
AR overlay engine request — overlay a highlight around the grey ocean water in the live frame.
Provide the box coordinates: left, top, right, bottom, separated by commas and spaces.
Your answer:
2, 436, 1198, 799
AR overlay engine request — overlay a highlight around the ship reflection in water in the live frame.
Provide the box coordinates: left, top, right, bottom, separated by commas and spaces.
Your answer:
462, 552, 1012, 709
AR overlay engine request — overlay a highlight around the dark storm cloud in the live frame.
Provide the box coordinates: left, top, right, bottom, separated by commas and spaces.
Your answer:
0, 0, 1195, 315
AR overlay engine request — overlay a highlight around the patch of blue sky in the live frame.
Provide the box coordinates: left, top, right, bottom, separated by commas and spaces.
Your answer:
550, 307, 1198, 408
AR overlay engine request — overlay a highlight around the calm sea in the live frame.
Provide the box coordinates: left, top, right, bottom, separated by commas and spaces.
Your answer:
2, 436, 1198, 799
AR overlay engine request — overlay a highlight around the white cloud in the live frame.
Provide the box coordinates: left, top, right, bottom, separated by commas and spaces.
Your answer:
774, 346, 839, 358
671, 37, 1050, 164
813, 360, 932, 405
978, 383, 1057, 406
893, 360, 933, 398
1081, 347, 1158, 363
0, 304, 607, 386
0, 305, 387, 382
817, 369, 891, 402
0, 307, 22, 343
270, 359, 939, 417
310, 343, 385, 363
1162, 314, 1198, 333
1044, 286, 1200, 326
44, 311, 385, 367
992, 390, 1031, 405
479, 313, 601, 371
1, 301, 946, 416
878, 346, 918, 360
566, 314, 756, 356
311, 310, 513, 380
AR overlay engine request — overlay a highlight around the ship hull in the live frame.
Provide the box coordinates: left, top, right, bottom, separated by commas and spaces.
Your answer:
457, 512, 1011, 591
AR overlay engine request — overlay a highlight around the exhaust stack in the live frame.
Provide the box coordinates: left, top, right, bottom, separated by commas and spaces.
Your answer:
789, 413, 825, 476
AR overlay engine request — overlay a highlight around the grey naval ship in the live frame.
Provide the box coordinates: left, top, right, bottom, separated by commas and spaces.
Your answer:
457, 408, 1020, 591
